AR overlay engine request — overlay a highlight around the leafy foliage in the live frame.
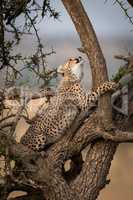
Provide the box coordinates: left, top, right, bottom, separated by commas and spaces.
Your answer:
0, 0, 59, 87
112, 66, 128, 82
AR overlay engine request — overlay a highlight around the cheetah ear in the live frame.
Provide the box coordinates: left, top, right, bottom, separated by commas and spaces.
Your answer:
57, 65, 64, 74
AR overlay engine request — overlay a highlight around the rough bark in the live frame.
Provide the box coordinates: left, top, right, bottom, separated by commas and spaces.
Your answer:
1, 106, 133, 199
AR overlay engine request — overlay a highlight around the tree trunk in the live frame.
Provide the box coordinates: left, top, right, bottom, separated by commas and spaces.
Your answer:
61, 0, 118, 199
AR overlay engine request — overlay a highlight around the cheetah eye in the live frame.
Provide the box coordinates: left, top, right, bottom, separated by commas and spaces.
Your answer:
69, 58, 72, 61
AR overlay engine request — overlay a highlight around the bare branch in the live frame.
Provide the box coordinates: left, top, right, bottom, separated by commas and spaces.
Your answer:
115, 54, 133, 69
101, 129, 133, 142
25, 11, 46, 73
114, 0, 133, 25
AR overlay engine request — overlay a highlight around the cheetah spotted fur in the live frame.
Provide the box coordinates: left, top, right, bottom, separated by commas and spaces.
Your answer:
20, 57, 119, 151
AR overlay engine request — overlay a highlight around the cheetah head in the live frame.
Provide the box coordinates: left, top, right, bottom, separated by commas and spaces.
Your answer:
57, 57, 84, 80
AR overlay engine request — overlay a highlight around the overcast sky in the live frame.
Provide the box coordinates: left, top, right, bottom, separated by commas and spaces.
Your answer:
39, 0, 133, 38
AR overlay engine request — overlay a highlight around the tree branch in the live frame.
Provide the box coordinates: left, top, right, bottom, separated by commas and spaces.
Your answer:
114, 54, 133, 69
101, 129, 133, 142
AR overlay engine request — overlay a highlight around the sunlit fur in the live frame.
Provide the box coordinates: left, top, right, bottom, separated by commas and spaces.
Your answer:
57, 57, 84, 80
71, 61, 84, 80
21, 56, 117, 152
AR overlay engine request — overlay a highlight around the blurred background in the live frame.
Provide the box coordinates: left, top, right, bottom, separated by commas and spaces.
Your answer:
14, 0, 133, 88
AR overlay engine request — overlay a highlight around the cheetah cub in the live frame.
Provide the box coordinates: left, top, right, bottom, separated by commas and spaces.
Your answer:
21, 57, 118, 151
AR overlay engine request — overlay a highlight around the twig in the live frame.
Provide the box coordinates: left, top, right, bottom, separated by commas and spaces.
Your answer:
25, 11, 46, 73
114, 0, 133, 25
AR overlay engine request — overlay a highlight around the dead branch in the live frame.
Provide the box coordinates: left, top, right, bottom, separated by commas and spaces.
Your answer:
114, 54, 133, 69
3, 87, 55, 101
